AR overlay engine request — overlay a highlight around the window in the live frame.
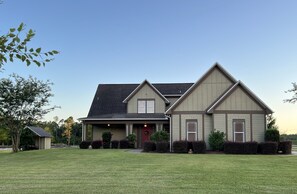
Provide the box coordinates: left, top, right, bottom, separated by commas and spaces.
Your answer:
187, 121, 197, 141
137, 100, 155, 113
233, 120, 245, 142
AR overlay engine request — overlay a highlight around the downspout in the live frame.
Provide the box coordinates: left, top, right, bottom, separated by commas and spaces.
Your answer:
165, 114, 172, 152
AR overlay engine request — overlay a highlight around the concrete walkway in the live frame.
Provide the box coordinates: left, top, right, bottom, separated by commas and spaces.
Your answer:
128, 149, 143, 154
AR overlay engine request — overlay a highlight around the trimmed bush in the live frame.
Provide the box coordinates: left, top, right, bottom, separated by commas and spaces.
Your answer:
259, 142, 278, 154
143, 141, 156, 152
150, 130, 169, 142
278, 141, 292, 154
79, 141, 91, 149
119, 140, 129, 149
192, 141, 206, 154
224, 142, 245, 154
91, 140, 102, 149
103, 142, 110, 149
265, 129, 280, 142
209, 129, 225, 151
156, 142, 169, 153
173, 141, 188, 153
111, 140, 119, 149
244, 141, 258, 154
102, 131, 112, 149
21, 145, 39, 151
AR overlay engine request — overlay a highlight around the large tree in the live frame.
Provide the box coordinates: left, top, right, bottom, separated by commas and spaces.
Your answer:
63, 116, 74, 146
0, 74, 57, 152
0, 23, 59, 69
284, 82, 297, 104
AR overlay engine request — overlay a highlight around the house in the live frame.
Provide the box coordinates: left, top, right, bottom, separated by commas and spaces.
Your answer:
80, 63, 273, 150
24, 126, 52, 149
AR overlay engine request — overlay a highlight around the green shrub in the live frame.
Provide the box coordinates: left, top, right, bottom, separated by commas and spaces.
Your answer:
102, 132, 112, 149
224, 142, 245, 154
150, 130, 169, 142
173, 141, 188, 153
192, 141, 206, 154
119, 140, 129, 149
127, 133, 136, 148
91, 140, 102, 149
156, 142, 169, 153
79, 141, 91, 149
265, 129, 280, 142
111, 140, 119, 149
208, 129, 225, 151
143, 141, 156, 152
278, 141, 292, 154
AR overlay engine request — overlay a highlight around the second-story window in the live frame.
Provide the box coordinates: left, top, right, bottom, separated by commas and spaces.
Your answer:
138, 100, 155, 113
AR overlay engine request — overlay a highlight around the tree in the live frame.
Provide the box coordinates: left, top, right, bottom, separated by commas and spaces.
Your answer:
0, 74, 56, 152
63, 116, 74, 146
0, 23, 59, 69
284, 82, 297, 104
266, 114, 279, 130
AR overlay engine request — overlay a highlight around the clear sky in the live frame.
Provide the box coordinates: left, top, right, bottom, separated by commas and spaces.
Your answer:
0, 0, 296, 134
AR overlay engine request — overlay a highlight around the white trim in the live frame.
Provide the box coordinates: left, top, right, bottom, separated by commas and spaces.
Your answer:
122, 79, 169, 103
233, 120, 245, 142
186, 121, 198, 141
165, 63, 237, 114
80, 118, 168, 121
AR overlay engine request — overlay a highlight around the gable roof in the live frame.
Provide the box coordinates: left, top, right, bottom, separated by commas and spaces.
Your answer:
122, 80, 170, 104
206, 81, 273, 114
25, 126, 52, 138
87, 83, 193, 117
165, 63, 237, 114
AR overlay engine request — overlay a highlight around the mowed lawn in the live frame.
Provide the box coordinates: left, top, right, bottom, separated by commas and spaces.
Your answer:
0, 149, 297, 194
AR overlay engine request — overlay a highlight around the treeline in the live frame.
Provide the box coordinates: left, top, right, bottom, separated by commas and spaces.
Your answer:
0, 116, 82, 146
280, 134, 297, 145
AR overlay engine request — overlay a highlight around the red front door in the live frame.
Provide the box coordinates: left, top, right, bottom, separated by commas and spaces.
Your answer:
142, 127, 153, 146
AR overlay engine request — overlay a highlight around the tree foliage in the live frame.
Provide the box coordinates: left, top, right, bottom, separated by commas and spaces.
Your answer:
266, 114, 278, 130
284, 82, 297, 104
63, 116, 74, 145
0, 74, 56, 152
0, 23, 59, 69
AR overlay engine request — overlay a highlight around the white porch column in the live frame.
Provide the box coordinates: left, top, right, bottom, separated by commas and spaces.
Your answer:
126, 123, 129, 136
82, 123, 86, 141
129, 124, 133, 134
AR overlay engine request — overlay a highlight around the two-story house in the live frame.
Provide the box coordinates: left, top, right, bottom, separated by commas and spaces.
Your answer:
80, 63, 273, 149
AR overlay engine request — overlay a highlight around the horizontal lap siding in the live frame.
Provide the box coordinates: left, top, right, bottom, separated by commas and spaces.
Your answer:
172, 114, 180, 141
180, 114, 203, 141
227, 114, 251, 142
204, 114, 213, 149
92, 126, 126, 141
213, 114, 226, 136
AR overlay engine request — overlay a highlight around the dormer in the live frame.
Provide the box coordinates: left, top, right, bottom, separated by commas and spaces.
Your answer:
123, 80, 169, 114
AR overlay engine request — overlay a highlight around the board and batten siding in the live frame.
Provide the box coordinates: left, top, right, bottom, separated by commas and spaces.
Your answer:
174, 68, 233, 112
180, 114, 203, 141
252, 114, 265, 142
213, 114, 227, 136
227, 114, 251, 142
127, 84, 165, 113
216, 87, 263, 111
172, 114, 180, 141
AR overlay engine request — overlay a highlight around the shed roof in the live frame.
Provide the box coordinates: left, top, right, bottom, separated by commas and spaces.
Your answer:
25, 126, 52, 138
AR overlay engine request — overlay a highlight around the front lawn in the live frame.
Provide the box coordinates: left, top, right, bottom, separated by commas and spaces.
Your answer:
0, 149, 296, 193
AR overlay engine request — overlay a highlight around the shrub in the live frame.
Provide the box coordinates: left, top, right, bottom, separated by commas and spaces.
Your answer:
192, 141, 206, 154
21, 145, 39, 151
126, 133, 136, 148
209, 129, 225, 151
143, 141, 156, 152
244, 141, 258, 154
259, 142, 278, 154
111, 140, 119, 149
278, 141, 292, 154
156, 142, 169, 153
224, 142, 245, 154
119, 139, 129, 149
265, 129, 280, 142
91, 140, 102, 149
150, 130, 169, 142
102, 132, 112, 149
79, 141, 91, 149
173, 141, 188, 153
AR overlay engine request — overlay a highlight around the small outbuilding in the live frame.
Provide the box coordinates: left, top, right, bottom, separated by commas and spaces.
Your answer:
24, 126, 52, 149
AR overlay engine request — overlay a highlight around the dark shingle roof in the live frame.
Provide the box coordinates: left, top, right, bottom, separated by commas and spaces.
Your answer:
25, 126, 52, 138
87, 83, 193, 117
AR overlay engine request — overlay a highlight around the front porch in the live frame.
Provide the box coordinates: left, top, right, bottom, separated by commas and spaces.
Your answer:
82, 121, 169, 148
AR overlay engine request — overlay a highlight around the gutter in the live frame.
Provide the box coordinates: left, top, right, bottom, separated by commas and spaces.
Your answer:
165, 114, 172, 152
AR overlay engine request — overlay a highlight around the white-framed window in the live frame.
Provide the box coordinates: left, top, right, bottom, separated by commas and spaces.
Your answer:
233, 120, 245, 142
187, 121, 197, 141
137, 100, 155, 113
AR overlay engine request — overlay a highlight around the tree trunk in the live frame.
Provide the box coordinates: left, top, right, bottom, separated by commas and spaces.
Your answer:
11, 129, 20, 153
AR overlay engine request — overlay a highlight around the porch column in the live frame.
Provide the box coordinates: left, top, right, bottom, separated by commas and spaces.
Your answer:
82, 123, 86, 141
129, 124, 133, 134
126, 123, 129, 136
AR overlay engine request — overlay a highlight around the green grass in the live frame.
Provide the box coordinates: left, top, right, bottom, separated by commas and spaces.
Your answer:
0, 149, 297, 194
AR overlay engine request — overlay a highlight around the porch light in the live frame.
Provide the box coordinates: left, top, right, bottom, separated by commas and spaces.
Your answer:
144, 124, 147, 128
107, 124, 110, 127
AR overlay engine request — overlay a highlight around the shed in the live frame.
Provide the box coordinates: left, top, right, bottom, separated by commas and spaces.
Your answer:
24, 126, 52, 149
